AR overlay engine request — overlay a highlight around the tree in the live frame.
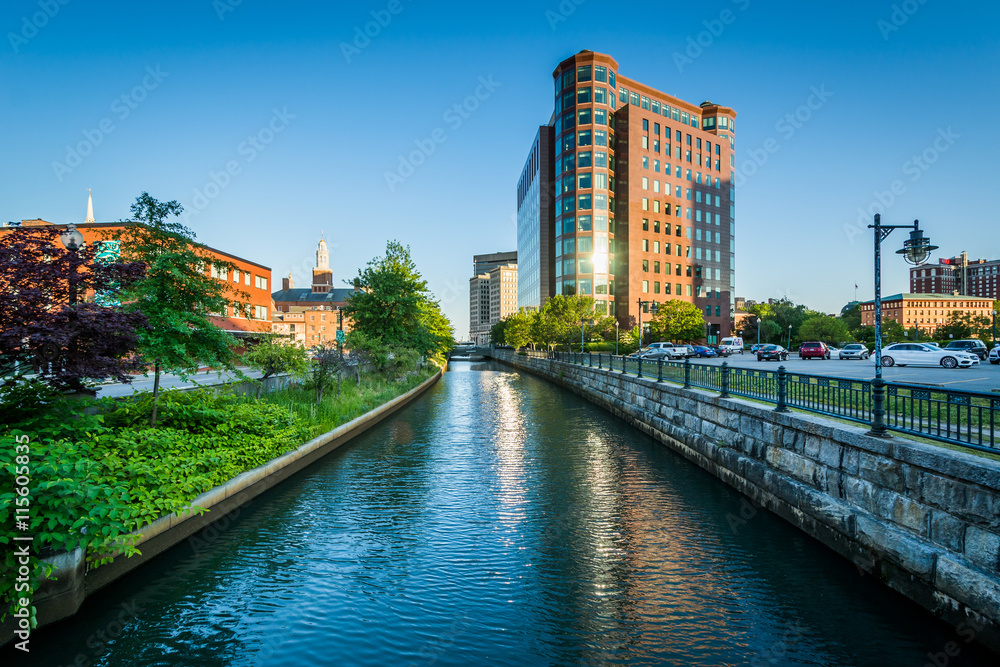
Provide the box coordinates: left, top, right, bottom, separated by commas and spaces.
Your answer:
798, 315, 849, 346
504, 311, 533, 349
310, 344, 346, 403
648, 300, 706, 342
937, 311, 990, 341
531, 294, 610, 349
840, 303, 862, 332
489, 319, 507, 346
0, 225, 147, 393
343, 241, 453, 359
111, 192, 249, 425
242, 337, 309, 399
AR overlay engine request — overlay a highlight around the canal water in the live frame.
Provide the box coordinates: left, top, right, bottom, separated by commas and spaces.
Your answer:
13, 361, 997, 666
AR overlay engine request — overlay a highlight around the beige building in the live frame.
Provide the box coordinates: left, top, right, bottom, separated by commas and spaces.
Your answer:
860, 293, 994, 334
469, 254, 519, 345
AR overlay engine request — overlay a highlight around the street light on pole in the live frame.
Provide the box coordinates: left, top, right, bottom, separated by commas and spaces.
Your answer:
992, 309, 997, 349
59, 224, 85, 307
756, 317, 761, 347
787, 324, 792, 351
867, 215, 936, 438
615, 320, 620, 356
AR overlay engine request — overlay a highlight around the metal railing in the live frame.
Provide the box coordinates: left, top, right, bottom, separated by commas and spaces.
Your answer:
505, 349, 998, 454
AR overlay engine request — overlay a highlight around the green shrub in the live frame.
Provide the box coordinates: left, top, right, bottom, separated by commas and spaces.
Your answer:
0, 367, 435, 622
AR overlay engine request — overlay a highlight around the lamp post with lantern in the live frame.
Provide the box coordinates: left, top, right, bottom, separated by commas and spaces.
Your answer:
867, 215, 937, 437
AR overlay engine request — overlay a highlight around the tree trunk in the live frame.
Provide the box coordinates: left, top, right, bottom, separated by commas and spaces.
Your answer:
150, 362, 161, 426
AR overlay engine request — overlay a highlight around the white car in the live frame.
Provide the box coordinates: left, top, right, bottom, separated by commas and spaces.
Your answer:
839, 343, 870, 360
876, 343, 978, 369
990, 346, 999, 365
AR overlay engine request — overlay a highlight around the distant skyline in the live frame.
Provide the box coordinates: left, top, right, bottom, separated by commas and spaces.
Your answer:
3, 0, 997, 337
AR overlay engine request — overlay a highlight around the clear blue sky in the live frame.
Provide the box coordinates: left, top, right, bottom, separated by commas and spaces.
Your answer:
3, 0, 997, 337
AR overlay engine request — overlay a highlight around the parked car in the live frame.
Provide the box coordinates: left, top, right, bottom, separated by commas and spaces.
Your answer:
632, 342, 691, 360
799, 341, 831, 359
750, 344, 766, 354
943, 339, 989, 361
709, 344, 731, 357
838, 343, 870, 360
645, 341, 693, 359
990, 346, 999, 365
757, 344, 789, 361
877, 343, 978, 369
719, 336, 744, 355
691, 345, 717, 358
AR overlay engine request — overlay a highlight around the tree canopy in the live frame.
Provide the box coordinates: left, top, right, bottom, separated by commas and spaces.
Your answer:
342, 241, 453, 360
798, 315, 849, 345
648, 300, 705, 343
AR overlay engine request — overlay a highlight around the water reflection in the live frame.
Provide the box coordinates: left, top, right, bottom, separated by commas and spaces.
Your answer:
9, 360, 997, 666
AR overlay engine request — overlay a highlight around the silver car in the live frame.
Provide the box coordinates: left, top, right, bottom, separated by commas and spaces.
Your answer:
990, 346, 999, 365
839, 343, 870, 360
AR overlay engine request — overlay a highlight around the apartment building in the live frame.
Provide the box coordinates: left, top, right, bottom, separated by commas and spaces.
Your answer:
911, 252, 1000, 300
860, 293, 995, 334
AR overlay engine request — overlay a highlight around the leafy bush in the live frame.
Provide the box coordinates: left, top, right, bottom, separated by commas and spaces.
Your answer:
0, 368, 435, 622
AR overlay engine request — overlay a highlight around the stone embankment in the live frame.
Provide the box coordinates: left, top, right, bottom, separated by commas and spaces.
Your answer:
493, 350, 1000, 653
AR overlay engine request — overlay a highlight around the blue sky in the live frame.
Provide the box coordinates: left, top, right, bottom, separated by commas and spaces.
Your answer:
2, 0, 997, 337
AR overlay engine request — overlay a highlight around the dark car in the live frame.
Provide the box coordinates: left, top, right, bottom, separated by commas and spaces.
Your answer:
757, 344, 788, 361
691, 345, 717, 358
944, 339, 989, 361
709, 344, 731, 357
799, 341, 830, 359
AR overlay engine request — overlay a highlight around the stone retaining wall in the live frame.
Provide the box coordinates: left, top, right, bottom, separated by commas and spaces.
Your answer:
494, 350, 1000, 653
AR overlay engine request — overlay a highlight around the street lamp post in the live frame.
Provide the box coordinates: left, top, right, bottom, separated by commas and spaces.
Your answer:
636, 299, 653, 347
58, 223, 85, 383
756, 317, 761, 347
787, 324, 792, 351
59, 223, 85, 306
615, 320, 620, 356
867, 215, 937, 437
992, 309, 998, 348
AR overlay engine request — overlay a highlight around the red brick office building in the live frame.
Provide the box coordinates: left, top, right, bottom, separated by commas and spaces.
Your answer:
517, 50, 736, 342
1, 218, 273, 335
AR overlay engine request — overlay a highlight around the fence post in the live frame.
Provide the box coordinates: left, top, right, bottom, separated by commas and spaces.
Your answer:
621, 354, 627, 374
683, 358, 691, 389
657, 359, 663, 382
775, 365, 790, 412
867, 377, 889, 437
598, 353, 602, 370
720, 361, 730, 398
637, 357, 644, 378
589, 352, 593, 368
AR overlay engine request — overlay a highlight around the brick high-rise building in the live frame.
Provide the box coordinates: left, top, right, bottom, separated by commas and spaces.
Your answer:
517, 50, 736, 342
910, 252, 1000, 300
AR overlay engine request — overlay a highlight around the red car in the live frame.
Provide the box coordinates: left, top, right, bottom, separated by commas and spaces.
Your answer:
799, 341, 830, 359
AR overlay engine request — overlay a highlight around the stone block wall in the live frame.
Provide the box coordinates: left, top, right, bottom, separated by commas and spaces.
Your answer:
494, 351, 1000, 652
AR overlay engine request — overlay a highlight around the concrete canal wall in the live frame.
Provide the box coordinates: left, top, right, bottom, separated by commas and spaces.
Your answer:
493, 350, 1000, 652
2, 369, 442, 647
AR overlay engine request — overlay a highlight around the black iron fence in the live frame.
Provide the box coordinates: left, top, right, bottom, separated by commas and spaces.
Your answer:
509, 349, 999, 454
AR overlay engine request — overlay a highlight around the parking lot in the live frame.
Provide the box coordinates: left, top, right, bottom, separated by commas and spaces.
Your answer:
685, 352, 1000, 394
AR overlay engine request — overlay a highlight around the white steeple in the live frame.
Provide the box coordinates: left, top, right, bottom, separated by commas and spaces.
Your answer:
85, 189, 95, 223
316, 236, 329, 270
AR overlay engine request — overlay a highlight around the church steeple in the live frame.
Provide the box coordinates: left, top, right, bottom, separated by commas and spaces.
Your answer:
85, 189, 95, 223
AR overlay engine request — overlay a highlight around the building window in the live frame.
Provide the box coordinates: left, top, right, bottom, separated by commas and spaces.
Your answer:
255, 275, 267, 290
642, 280, 649, 293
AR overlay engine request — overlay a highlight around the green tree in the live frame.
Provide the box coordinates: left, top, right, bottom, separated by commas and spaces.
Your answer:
242, 337, 309, 399
504, 311, 533, 349
489, 318, 507, 346
798, 315, 849, 346
112, 193, 249, 425
840, 303, 862, 332
648, 300, 706, 342
343, 241, 453, 360
309, 343, 346, 402
532, 294, 611, 349
937, 311, 990, 341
